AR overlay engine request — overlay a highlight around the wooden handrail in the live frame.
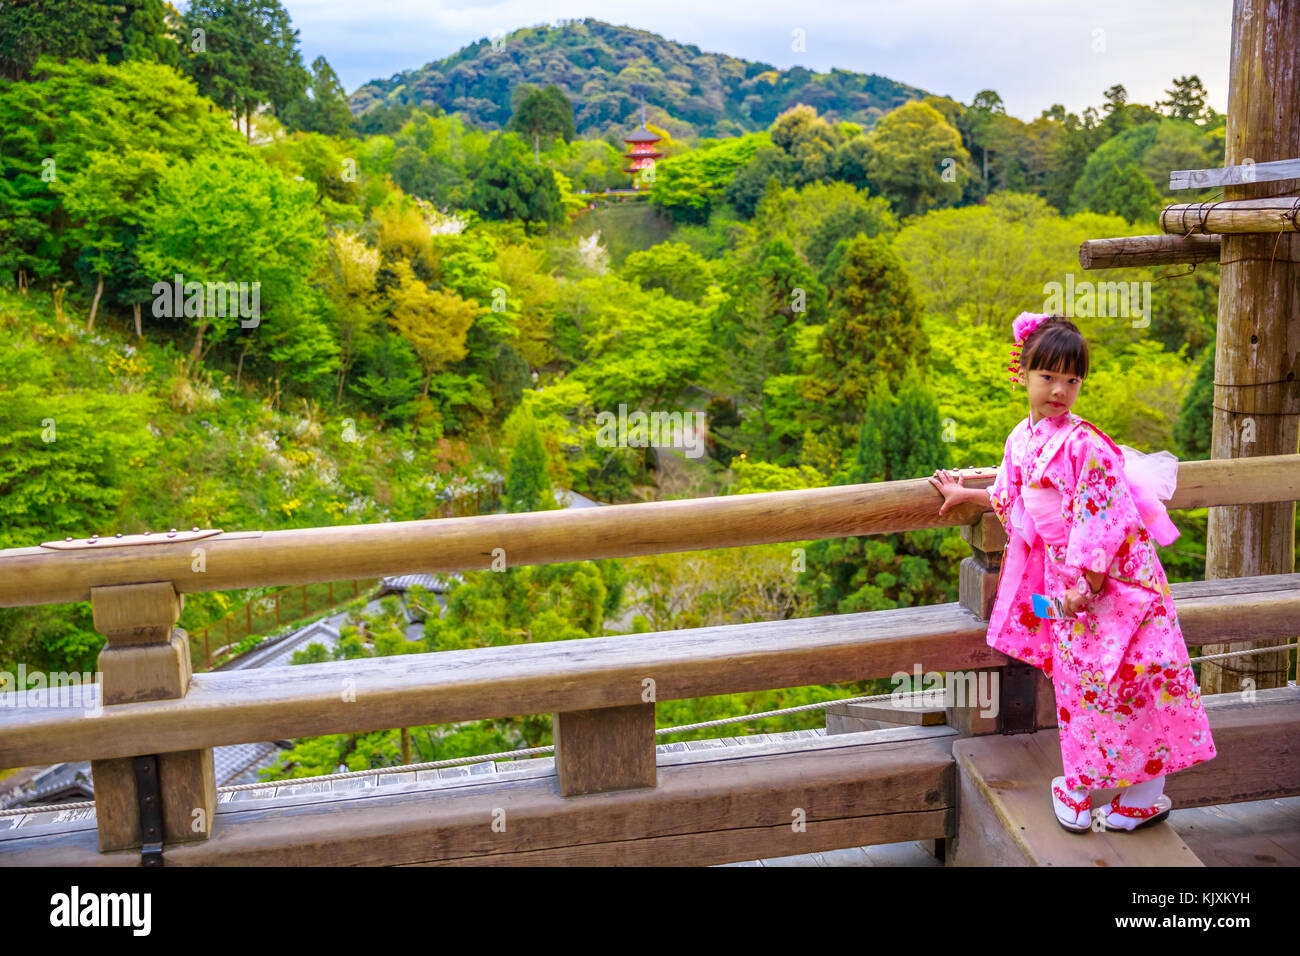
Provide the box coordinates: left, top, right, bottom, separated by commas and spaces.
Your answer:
3, 573, 1298, 768
2, 454, 1298, 609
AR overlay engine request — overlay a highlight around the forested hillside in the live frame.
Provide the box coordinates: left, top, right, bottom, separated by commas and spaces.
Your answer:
349, 19, 930, 142
3, 1, 1268, 778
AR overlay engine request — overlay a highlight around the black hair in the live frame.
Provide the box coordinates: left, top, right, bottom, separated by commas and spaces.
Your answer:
1021, 315, 1089, 380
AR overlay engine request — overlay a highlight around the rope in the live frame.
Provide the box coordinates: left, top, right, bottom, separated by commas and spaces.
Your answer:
1188, 641, 1297, 665
5, 640, 1295, 819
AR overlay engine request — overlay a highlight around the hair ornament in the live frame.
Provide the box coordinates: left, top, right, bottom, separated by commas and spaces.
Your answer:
1008, 311, 1054, 391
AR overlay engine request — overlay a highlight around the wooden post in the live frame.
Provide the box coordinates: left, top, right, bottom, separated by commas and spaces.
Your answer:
246, 601, 252, 635
954, 510, 1055, 735
950, 512, 1007, 737
552, 703, 657, 796
274, 590, 281, 626
1158, 197, 1300, 235
89, 581, 216, 853
353, 579, 359, 597
1079, 234, 1221, 270
1201, 0, 1300, 695
302, 585, 308, 617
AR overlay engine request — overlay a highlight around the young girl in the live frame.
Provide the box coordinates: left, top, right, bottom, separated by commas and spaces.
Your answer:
928, 312, 1217, 833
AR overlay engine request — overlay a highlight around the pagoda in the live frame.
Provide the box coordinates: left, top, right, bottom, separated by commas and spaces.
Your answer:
622, 98, 663, 188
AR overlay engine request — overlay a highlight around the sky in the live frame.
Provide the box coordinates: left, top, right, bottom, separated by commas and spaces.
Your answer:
268, 0, 1231, 121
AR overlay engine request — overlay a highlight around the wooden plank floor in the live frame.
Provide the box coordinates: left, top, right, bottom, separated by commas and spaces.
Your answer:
721, 796, 1300, 867
716, 840, 942, 867
6, 724, 1296, 867
1166, 796, 1300, 866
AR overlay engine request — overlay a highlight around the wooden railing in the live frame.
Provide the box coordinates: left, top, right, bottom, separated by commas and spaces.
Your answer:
1, 454, 1298, 865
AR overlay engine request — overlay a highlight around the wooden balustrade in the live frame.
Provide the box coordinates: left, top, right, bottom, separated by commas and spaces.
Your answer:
2, 456, 1296, 609
1, 454, 1298, 861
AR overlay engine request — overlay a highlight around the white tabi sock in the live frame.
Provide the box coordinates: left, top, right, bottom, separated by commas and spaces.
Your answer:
1106, 774, 1167, 829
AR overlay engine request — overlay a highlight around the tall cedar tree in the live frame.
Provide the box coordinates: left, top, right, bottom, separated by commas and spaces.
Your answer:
505, 415, 554, 513
0, 0, 177, 81
799, 366, 953, 616
182, 0, 308, 142
806, 234, 927, 441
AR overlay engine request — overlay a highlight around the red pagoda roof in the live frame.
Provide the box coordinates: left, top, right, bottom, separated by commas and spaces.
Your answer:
623, 126, 661, 143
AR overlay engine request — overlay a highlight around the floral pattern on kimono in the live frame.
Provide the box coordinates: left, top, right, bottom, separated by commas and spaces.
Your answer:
985, 411, 1217, 791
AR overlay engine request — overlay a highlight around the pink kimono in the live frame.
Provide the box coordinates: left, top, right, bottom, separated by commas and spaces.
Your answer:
986, 411, 1217, 790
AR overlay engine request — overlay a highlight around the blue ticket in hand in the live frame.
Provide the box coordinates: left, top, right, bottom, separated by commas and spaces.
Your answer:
1031, 593, 1075, 619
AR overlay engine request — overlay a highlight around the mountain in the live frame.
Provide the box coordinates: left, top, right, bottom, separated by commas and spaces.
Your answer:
348, 18, 931, 142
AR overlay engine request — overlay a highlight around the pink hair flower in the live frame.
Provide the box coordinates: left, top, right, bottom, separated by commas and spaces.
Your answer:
1012, 311, 1053, 345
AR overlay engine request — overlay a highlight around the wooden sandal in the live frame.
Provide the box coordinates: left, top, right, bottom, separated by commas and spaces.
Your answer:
1099, 793, 1173, 831
1051, 775, 1091, 833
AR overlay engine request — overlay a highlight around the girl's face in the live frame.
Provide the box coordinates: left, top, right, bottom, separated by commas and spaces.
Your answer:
1018, 364, 1082, 422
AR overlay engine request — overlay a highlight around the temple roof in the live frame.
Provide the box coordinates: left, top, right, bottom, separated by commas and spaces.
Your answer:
623, 126, 661, 143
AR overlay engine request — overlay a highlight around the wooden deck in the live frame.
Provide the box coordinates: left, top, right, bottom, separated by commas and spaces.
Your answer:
1168, 796, 1300, 866
724, 796, 1300, 866
8, 716, 1295, 866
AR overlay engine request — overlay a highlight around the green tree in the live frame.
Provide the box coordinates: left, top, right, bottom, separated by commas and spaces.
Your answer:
799, 366, 958, 615
0, 0, 177, 81
507, 83, 576, 160
621, 241, 713, 301
468, 134, 565, 231
137, 151, 335, 383
767, 104, 843, 185
1068, 121, 1165, 218
806, 235, 927, 438
322, 231, 380, 405
0, 57, 240, 290
1173, 343, 1214, 460
385, 260, 480, 401
1106, 163, 1163, 224
349, 326, 424, 423
849, 365, 950, 484
505, 414, 554, 513
59, 149, 168, 330
1157, 75, 1208, 123
724, 145, 794, 217
0, 385, 156, 550
182, 0, 309, 142
650, 133, 765, 224
863, 100, 968, 218
748, 180, 897, 269
713, 237, 826, 461
282, 55, 353, 137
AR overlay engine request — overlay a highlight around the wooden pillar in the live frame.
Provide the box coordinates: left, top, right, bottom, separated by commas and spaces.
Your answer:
948, 513, 1006, 737
90, 581, 217, 854
1201, 0, 1300, 694
954, 512, 1055, 735
552, 703, 656, 796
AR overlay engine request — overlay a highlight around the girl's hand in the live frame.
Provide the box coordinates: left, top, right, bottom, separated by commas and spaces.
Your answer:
1062, 588, 1088, 616
927, 469, 969, 516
